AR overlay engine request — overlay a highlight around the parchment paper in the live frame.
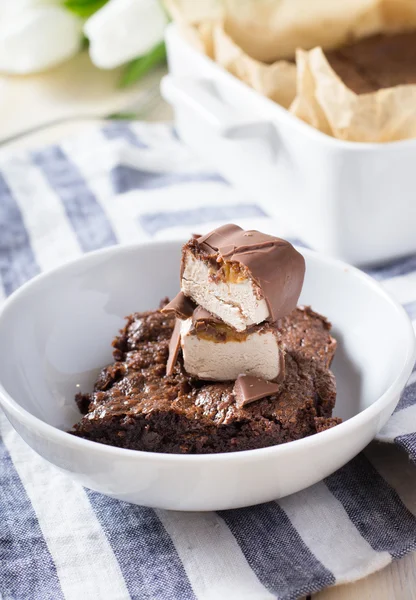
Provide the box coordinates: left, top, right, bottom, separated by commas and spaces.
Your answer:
165, 0, 298, 107
213, 25, 296, 109
291, 47, 416, 142
222, 0, 384, 63
165, 0, 416, 142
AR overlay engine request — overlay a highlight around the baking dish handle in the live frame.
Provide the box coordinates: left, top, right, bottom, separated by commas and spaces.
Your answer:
161, 75, 277, 148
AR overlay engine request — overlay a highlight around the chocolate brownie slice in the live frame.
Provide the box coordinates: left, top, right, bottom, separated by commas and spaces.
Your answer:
315, 416, 343, 433
71, 306, 339, 454
325, 31, 416, 94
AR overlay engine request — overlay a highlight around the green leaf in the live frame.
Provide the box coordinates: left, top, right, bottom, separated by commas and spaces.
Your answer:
107, 112, 139, 120
119, 41, 167, 88
64, 0, 108, 18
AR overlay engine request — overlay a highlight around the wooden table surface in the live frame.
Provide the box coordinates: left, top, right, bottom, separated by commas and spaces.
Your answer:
2, 54, 415, 600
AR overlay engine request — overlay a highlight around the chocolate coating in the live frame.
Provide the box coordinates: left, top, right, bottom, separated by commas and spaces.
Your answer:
192, 306, 222, 326
162, 292, 196, 320
166, 319, 181, 376
233, 375, 281, 408
183, 224, 305, 322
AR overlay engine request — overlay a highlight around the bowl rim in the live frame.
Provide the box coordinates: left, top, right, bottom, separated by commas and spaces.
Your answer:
0, 240, 415, 464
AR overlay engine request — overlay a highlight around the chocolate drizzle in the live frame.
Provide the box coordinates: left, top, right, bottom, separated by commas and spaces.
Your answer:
183, 224, 305, 322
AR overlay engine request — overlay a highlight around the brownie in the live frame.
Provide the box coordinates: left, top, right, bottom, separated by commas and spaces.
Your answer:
279, 305, 336, 369
315, 416, 343, 433
325, 31, 416, 94
71, 304, 339, 454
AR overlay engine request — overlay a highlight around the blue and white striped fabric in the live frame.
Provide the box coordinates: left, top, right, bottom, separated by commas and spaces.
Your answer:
1, 121, 416, 600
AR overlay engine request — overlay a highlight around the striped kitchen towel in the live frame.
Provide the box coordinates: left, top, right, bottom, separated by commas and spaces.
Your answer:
1, 121, 416, 600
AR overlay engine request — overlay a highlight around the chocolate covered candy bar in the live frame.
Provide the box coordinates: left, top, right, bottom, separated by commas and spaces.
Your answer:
179, 306, 285, 382
181, 224, 305, 331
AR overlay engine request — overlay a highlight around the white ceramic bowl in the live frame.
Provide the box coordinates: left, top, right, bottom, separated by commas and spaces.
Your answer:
0, 241, 414, 511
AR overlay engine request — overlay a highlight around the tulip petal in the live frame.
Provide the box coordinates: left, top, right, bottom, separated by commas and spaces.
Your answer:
0, 5, 82, 74
85, 0, 168, 69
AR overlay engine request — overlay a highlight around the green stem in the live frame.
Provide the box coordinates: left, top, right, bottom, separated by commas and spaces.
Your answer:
119, 41, 167, 88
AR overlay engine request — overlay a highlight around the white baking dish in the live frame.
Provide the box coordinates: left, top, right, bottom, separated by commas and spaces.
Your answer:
162, 24, 416, 266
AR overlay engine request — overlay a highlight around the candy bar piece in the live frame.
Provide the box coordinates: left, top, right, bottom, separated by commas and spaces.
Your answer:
161, 292, 196, 320
180, 307, 285, 381
166, 319, 181, 376
233, 375, 281, 408
181, 224, 305, 331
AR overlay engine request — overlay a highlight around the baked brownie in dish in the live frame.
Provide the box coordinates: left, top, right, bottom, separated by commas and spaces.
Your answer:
325, 31, 416, 94
71, 225, 340, 454
71, 304, 338, 454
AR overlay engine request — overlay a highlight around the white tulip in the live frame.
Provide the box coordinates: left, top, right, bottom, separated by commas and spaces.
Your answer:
0, 3, 82, 75
84, 0, 168, 69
